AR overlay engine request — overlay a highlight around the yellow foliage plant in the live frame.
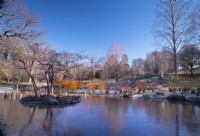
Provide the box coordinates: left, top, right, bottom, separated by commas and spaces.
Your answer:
88, 82, 95, 93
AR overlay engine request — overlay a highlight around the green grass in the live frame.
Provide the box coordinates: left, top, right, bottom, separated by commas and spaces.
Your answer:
121, 74, 160, 82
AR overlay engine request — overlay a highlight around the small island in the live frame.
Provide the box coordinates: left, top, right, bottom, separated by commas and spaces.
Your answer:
20, 95, 81, 107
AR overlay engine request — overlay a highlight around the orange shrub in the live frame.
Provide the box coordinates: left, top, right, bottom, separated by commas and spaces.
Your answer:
68, 80, 78, 91
62, 80, 70, 89
55, 80, 83, 91
98, 81, 105, 93
78, 81, 84, 89
136, 81, 147, 92
88, 82, 95, 93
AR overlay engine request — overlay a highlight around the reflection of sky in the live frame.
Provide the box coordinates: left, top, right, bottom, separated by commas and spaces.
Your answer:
0, 97, 200, 136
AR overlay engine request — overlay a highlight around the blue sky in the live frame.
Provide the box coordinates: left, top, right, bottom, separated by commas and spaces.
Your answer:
23, 0, 197, 63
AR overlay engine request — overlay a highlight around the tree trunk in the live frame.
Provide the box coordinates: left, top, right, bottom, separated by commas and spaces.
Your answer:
173, 47, 178, 81
190, 68, 194, 77
28, 67, 34, 84
16, 71, 22, 93
174, 55, 178, 80
105, 74, 108, 83
45, 72, 50, 95
91, 64, 93, 81
115, 67, 119, 82
31, 76, 39, 96
115, 72, 118, 82
50, 84, 54, 95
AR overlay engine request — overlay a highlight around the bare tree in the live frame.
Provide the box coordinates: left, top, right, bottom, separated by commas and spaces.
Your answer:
41, 50, 83, 95
132, 58, 145, 76
158, 50, 174, 77
0, 0, 41, 41
152, 1, 190, 80
0, 60, 15, 82
87, 55, 96, 81
145, 51, 160, 74
98, 57, 109, 82
17, 41, 47, 96
179, 44, 200, 76
121, 54, 129, 79
72, 64, 90, 80
187, 2, 200, 45
107, 43, 124, 82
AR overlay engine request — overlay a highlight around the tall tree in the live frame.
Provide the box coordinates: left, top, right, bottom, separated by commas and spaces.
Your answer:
132, 58, 145, 76
0, 0, 41, 41
107, 43, 124, 82
158, 50, 174, 77
98, 57, 109, 82
145, 51, 160, 74
87, 55, 96, 81
41, 50, 83, 95
152, 1, 190, 80
17, 40, 46, 96
179, 44, 200, 76
121, 54, 129, 79
187, 2, 200, 45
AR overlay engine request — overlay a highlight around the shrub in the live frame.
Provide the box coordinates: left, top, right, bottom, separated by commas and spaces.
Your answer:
169, 87, 176, 92
68, 80, 78, 91
197, 88, 200, 96
150, 83, 157, 92
88, 82, 95, 93
98, 81, 105, 93
136, 81, 147, 92
77, 81, 84, 89
105, 84, 110, 94
191, 89, 195, 94
62, 80, 70, 89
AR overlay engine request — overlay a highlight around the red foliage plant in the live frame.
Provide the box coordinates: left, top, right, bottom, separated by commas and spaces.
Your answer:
136, 81, 147, 92
150, 83, 158, 92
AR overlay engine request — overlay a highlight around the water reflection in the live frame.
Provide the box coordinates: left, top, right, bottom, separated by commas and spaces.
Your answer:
0, 97, 199, 136
43, 108, 53, 132
20, 107, 36, 136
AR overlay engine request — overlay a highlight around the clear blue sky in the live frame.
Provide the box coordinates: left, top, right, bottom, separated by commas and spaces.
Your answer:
23, 0, 197, 63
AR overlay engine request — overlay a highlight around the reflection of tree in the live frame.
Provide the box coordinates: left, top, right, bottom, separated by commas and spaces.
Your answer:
43, 108, 53, 131
0, 118, 10, 136
0, 99, 84, 136
20, 107, 36, 136
104, 97, 129, 135
175, 105, 179, 136
19, 107, 53, 136
88, 96, 95, 113
134, 99, 200, 136
182, 104, 200, 135
84, 96, 129, 135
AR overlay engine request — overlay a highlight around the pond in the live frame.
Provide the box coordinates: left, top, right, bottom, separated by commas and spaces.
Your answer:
0, 96, 200, 136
